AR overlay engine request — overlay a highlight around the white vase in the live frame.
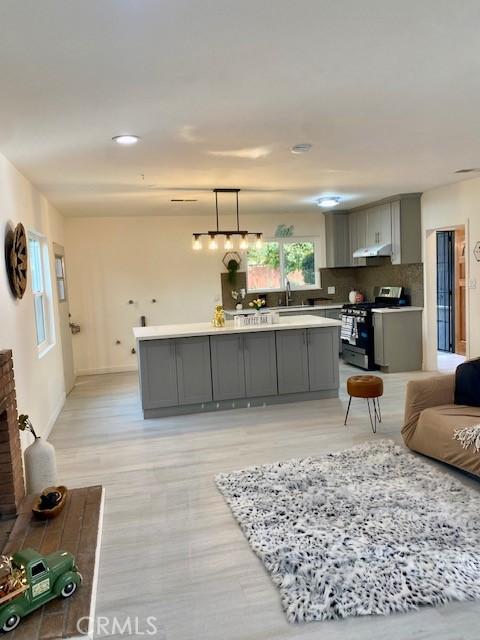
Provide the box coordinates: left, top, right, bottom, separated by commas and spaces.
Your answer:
24, 437, 58, 495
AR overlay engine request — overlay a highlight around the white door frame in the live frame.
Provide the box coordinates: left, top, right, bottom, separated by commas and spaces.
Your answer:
423, 222, 470, 371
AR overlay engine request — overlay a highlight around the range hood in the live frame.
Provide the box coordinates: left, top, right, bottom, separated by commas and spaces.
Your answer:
352, 243, 392, 258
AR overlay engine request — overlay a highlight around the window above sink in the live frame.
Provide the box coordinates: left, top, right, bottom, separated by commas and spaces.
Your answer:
246, 238, 319, 292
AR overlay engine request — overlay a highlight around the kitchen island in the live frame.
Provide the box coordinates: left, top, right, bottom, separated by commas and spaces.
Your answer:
134, 315, 341, 418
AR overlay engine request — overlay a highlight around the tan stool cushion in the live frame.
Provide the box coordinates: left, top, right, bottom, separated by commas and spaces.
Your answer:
347, 375, 383, 399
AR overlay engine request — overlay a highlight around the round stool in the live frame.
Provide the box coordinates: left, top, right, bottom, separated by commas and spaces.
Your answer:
345, 375, 383, 433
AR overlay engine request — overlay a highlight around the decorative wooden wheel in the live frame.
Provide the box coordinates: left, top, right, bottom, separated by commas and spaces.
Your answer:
7, 223, 28, 299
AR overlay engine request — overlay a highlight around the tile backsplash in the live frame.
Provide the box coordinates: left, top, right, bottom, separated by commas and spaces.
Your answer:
319, 261, 424, 306
221, 261, 424, 309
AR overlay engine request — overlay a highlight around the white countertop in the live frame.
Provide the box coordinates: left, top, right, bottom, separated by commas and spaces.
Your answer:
371, 306, 423, 314
133, 315, 342, 341
225, 303, 345, 316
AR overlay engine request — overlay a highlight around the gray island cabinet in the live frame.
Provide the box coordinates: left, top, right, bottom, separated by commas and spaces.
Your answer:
134, 315, 341, 418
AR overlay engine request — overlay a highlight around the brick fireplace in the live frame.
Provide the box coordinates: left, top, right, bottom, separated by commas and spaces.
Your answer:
0, 350, 25, 518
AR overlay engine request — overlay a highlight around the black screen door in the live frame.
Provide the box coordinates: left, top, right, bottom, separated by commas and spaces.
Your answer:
437, 231, 455, 352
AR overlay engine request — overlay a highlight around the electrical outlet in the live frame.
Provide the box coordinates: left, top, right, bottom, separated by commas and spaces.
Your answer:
327, 286, 336, 295
469, 278, 477, 289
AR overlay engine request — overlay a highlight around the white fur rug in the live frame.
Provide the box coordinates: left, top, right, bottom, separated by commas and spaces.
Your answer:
215, 440, 480, 622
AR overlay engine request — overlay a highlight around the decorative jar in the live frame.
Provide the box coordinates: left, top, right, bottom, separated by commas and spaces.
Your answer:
24, 438, 58, 495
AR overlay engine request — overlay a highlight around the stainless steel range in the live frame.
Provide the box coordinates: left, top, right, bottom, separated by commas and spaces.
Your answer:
341, 286, 409, 370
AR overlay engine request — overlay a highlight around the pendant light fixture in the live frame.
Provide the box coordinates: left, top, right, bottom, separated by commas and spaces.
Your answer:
192, 188, 263, 251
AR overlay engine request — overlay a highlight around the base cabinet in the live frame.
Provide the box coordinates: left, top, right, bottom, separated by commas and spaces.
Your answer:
278, 309, 326, 318
244, 332, 277, 397
176, 336, 212, 405
139, 326, 340, 417
276, 330, 310, 394
211, 332, 278, 400
373, 311, 423, 372
139, 336, 212, 409
324, 309, 343, 354
211, 334, 246, 400
139, 339, 178, 409
308, 328, 339, 390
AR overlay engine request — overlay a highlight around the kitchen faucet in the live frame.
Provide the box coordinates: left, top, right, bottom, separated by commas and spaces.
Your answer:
285, 278, 293, 307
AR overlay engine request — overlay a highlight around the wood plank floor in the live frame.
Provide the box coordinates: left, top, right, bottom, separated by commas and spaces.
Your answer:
49, 363, 480, 640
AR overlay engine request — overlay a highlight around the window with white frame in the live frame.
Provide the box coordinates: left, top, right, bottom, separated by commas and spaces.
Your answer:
54, 255, 67, 302
246, 239, 318, 292
28, 232, 54, 354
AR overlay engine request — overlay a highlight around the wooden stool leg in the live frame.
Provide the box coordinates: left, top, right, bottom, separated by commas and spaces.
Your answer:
366, 398, 377, 434
344, 396, 352, 426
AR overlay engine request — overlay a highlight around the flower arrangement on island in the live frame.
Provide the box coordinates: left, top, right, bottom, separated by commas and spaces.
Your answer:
249, 298, 266, 311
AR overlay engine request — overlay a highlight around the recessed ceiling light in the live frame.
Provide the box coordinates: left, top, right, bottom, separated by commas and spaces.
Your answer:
317, 197, 341, 208
291, 143, 312, 154
112, 135, 141, 145
454, 168, 480, 174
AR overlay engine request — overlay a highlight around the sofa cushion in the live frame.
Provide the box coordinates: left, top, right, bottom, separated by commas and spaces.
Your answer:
411, 403, 480, 476
455, 358, 480, 406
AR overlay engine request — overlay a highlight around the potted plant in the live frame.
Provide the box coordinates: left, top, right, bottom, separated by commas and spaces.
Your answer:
249, 298, 266, 312
226, 259, 239, 284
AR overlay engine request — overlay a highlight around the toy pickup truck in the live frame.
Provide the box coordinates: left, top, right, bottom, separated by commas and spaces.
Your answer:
0, 548, 82, 632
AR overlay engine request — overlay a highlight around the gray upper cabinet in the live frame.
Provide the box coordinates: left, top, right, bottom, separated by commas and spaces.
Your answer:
276, 329, 310, 394
210, 334, 246, 400
324, 212, 351, 268
365, 203, 392, 246
390, 197, 422, 264
139, 339, 178, 409
175, 336, 212, 405
244, 331, 277, 397
307, 328, 339, 390
344, 194, 421, 266
349, 211, 367, 266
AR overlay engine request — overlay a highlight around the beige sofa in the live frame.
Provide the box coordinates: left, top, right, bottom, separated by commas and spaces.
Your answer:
402, 373, 480, 476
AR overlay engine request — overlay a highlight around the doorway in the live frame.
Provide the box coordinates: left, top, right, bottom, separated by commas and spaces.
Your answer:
53, 243, 75, 394
436, 231, 454, 353
436, 227, 467, 370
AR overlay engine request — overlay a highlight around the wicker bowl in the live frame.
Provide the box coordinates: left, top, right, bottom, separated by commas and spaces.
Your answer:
32, 486, 68, 520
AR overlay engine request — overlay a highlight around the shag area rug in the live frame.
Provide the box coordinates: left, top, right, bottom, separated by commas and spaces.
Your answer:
215, 440, 480, 622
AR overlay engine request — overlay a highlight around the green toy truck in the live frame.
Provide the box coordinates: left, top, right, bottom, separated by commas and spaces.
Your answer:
0, 548, 82, 633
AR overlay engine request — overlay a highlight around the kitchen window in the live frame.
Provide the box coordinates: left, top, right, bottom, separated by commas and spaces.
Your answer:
29, 232, 55, 356
247, 239, 318, 292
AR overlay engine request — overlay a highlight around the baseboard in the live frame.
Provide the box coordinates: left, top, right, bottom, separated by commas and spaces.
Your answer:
44, 391, 66, 439
75, 364, 138, 376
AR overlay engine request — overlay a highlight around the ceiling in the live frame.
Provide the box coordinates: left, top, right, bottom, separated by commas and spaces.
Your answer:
1, 0, 480, 218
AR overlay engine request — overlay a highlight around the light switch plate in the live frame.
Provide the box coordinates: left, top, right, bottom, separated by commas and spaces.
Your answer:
469, 278, 477, 289
327, 286, 336, 295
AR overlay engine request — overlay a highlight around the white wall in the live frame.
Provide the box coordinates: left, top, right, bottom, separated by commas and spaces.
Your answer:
0, 152, 66, 439
422, 178, 480, 370
65, 212, 325, 375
